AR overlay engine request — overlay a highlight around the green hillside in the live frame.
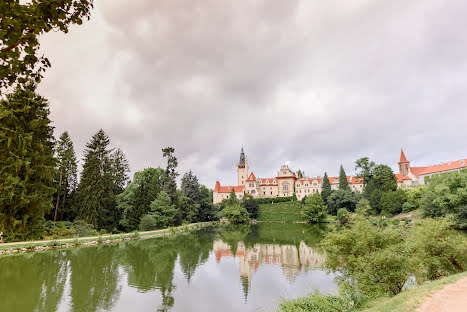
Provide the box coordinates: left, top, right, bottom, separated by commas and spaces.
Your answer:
257, 201, 304, 222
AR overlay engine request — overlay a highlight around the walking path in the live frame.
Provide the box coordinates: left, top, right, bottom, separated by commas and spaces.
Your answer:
416, 276, 467, 312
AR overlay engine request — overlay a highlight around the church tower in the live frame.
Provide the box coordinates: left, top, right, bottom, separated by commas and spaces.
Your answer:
237, 147, 248, 186
398, 148, 410, 176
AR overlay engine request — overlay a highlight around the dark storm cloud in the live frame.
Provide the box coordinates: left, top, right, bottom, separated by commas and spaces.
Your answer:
38, 0, 467, 187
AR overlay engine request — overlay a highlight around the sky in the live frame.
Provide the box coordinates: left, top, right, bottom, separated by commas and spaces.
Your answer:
37, 0, 467, 188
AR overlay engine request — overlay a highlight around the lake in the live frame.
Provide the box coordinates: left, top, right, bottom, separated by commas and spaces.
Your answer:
0, 223, 338, 312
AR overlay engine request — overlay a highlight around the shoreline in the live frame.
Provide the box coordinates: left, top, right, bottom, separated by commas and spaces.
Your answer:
0, 221, 218, 255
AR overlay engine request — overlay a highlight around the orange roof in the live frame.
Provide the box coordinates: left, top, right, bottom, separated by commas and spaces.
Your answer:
399, 148, 409, 164
259, 178, 277, 185
246, 172, 256, 182
214, 181, 245, 193
328, 176, 363, 185
412, 159, 467, 176
395, 173, 411, 182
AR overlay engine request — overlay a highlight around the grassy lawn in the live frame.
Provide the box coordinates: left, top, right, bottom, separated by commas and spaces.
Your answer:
257, 201, 304, 222
359, 271, 467, 312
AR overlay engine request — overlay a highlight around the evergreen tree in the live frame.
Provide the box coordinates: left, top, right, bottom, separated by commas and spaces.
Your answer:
77, 129, 115, 230
162, 147, 179, 204
111, 148, 130, 192
181, 170, 201, 204
321, 172, 332, 204
338, 164, 350, 191
243, 195, 259, 219
53, 131, 78, 222
198, 185, 218, 221
228, 188, 237, 205
0, 85, 55, 239
148, 191, 177, 229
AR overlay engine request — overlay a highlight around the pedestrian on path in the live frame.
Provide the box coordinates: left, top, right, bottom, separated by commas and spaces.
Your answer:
0, 232, 3, 243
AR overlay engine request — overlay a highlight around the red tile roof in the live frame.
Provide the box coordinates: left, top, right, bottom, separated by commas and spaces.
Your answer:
395, 173, 411, 182
214, 181, 245, 193
246, 172, 256, 182
259, 178, 277, 185
399, 148, 409, 164
412, 159, 467, 176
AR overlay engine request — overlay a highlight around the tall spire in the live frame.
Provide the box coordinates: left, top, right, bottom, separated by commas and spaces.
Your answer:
399, 148, 409, 164
238, 146, 246, 167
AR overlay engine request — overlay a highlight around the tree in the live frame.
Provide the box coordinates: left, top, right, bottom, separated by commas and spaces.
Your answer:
372, 164, 397, 192
76, 129, 116, 230
181, 170, 200, 204
221, 203, 250, 224
302, 193, 327, 223
337, 208, 350, 224
297, 169, 304, 178
198, 185, 218, 222
327, 189, 360, 215
53, 131, 78, 222
117, 168, 164, 231
228, 188, 237, 205
355, 157, 375, 185
111, 148, 130, 192
0, 1, 94, 91
162, 147, 179, 204
243, 195, 259, 219
338, 165, 350, 191
0, 84, 55, 239
146, 191, 177, 229
379, 189, 407, 216
355, 198, 371, 216
321, 172, 332, 204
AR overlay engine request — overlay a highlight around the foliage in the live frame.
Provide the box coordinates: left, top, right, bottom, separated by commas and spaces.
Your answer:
379, 189, 407, 216
162, 147, 179, 204
117, 167, 164, 231
52, 131, 78, 222
145, 191, 177, 229
139, 214, 159, 231
355, 198, 371, 216
327, 189, 360, 215
372, 164, 397, 192
72, 219, 97, 237
111, 148, 130, 192
355, 157, 376, 185
254, 195, 296, 204
420, 171, 467, 228
243, 194, 259, 219
0, 0, 94, 91
227, 188, 237, 205
321, 172, 332, 204
0, 85, 55, 240
221, 203, 250, 224
406, 218, 467, 280
302, 193, 327, 223
338, 165, 350, 191
337, 208, 350, 224
322, 217, 410, 296
257, 201, 303, 222
404, 186, 426, 211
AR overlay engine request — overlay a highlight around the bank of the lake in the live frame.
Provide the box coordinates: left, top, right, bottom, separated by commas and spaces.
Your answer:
0, 222, 218, 255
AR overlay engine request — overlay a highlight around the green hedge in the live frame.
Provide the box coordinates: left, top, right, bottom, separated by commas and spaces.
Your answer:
254, 195, 296, 205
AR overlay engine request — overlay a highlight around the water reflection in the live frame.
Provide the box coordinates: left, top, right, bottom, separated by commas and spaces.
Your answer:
0, 223, 335, 312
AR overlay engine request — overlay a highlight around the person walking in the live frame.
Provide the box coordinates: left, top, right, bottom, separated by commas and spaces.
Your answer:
0, 231, 4, 243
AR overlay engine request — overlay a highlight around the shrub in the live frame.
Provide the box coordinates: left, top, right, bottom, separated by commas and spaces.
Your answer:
243, 194, 259, 219
337, 208, 350, 225
327, 189, 360, 215
221, 203, 250, 224
254, 196, 296, 205
139, 214, 159, 231
72, 220, 96, 237
355, 198, 371, 216
302, 193, 327, 223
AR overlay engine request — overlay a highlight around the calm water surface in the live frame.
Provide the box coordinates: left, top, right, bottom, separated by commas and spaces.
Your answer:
0, 223, 337, 312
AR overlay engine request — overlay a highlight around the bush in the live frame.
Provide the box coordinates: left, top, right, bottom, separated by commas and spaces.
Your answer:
327, 189, 360, 215
302, 193, 327, 223
355, 198, 371, 216
73, 220, 97, 237
254, 196, 296, 205
139, 214, 159, 231
221, 203, 250, 224
337, 208, 350, 225
243, 194, 259, 219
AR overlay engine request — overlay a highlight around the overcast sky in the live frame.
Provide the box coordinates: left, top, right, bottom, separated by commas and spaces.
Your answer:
37, 0, 467, 188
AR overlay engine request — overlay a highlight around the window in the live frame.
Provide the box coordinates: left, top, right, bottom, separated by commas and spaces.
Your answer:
264, 192, 266, 195
271, 192, 273, 195
251, 190, 256, 194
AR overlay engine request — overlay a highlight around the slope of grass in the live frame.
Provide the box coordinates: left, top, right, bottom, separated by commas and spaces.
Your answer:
359, 272, 467, 312
257, 201, 304, 222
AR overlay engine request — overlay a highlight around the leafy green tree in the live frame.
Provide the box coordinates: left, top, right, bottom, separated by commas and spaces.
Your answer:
355, 157, 376, 185
243, 194, 259, 219
379, 189, 407, 216
302, 193, 327, 223
0, 0, 94, 90
227, 188, 237, 205
146, 191, 177, 229
162, 147, 179, 204
338, 165, 350, 191
198, 185, 218, 221
337, 208, 350, 224
355, 198, 371, 216
76, 129, 118, 230
327, 189, 360, 215
139, 214, 159, 231
177, 195, 198, 224
0, 85, 55, 239
372, 164, 397, 192
53, 131, 77, 222
117, 168, 164, 231
322, 217, 410, 296
221, 203, 250, 224
321, 172, 332, 204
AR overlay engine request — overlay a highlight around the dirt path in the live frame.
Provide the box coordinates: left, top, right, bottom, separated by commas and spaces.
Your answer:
416, 276, 467, 312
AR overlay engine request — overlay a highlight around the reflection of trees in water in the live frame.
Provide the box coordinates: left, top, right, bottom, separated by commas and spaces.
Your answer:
69, 245, 121, 312
220, 224, 251, 255
0, 251, 68, 312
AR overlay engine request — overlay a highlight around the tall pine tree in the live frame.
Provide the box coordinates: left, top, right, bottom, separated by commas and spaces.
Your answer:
338, 165, 350, 191
53, 131, 78, 222
321, 172, 332, 204
0, 85, 55, 239
162, 147, 179, 204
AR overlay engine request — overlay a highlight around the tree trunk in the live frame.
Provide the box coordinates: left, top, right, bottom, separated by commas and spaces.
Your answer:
54, 168, 63, 222
61, 190, 67, 221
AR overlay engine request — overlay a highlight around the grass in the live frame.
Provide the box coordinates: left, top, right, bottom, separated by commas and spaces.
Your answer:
257, 201, 304, 222
0, 221, 217, 252
359, 272, 467, 312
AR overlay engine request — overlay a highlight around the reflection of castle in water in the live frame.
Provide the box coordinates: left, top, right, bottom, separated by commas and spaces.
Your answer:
213, 239, 325, 287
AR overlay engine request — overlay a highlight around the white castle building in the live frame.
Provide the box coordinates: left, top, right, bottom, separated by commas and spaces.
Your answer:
213, 148, 467, 204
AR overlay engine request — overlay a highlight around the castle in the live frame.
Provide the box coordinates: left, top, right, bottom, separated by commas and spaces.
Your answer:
213, 148, 467, 204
